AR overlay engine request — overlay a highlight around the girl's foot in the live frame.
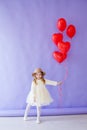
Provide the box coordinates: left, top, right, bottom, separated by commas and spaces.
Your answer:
36, 119, 40, 124
24, 116, 28, 121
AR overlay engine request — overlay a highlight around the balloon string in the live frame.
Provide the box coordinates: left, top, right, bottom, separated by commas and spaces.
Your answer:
58, 60, 68, 106
58, 86, 62, 106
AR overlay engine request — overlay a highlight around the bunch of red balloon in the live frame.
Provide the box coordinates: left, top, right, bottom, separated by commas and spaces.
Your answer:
52, 18, 76, 63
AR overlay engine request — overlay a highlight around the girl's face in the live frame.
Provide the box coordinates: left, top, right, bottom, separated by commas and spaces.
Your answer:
35, 72, 43, 79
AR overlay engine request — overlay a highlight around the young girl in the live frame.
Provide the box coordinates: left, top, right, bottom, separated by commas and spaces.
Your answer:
24, 68, 62, 123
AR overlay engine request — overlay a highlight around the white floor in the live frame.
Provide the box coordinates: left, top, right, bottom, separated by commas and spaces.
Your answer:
0, 114, 87, 130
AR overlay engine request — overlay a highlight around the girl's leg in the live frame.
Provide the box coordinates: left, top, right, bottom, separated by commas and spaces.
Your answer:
36, 106, 41, 123
24, 104, 31, 120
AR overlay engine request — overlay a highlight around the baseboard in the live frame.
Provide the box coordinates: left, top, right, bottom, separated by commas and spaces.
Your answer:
0, 107, 87, 116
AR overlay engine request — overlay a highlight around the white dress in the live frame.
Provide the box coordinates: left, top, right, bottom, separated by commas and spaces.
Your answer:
26, 79, 57, 106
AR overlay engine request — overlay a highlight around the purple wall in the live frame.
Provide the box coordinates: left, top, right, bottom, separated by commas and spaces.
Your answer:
0, 0, 87, 116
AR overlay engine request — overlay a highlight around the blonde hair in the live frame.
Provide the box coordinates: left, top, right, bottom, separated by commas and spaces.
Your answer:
33, 78, 45, 85
33, 73, 45, 85
32, 68, 46, 85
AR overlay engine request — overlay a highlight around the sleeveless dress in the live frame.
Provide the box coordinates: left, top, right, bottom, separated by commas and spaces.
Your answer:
26, 79, 57, 106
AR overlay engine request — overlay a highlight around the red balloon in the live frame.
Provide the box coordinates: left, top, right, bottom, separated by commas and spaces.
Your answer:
58, 41, 71, 53
57, 18, 67, 32
52, 33, 63, 46
53, 51, 67, 63
66, 24, 76, 38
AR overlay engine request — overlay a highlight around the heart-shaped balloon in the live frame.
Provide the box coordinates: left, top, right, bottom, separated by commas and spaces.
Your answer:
58, 41, 71, 53
57, 18, 67, 32
66, 24, 76, 38
52, 33, 63, 46
53, 51, 67, 63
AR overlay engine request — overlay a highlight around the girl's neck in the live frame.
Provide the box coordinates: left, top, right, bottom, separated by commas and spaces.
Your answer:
36, 78, 42, 80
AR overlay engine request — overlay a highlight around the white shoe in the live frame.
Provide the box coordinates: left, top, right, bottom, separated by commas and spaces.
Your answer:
24, 117, 28, 121
36, 119, 40, 124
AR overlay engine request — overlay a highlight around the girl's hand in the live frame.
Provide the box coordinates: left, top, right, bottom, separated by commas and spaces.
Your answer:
57, 81, 63, 86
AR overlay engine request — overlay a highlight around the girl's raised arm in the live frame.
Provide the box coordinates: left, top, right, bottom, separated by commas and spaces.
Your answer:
45, 79, 62, 86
